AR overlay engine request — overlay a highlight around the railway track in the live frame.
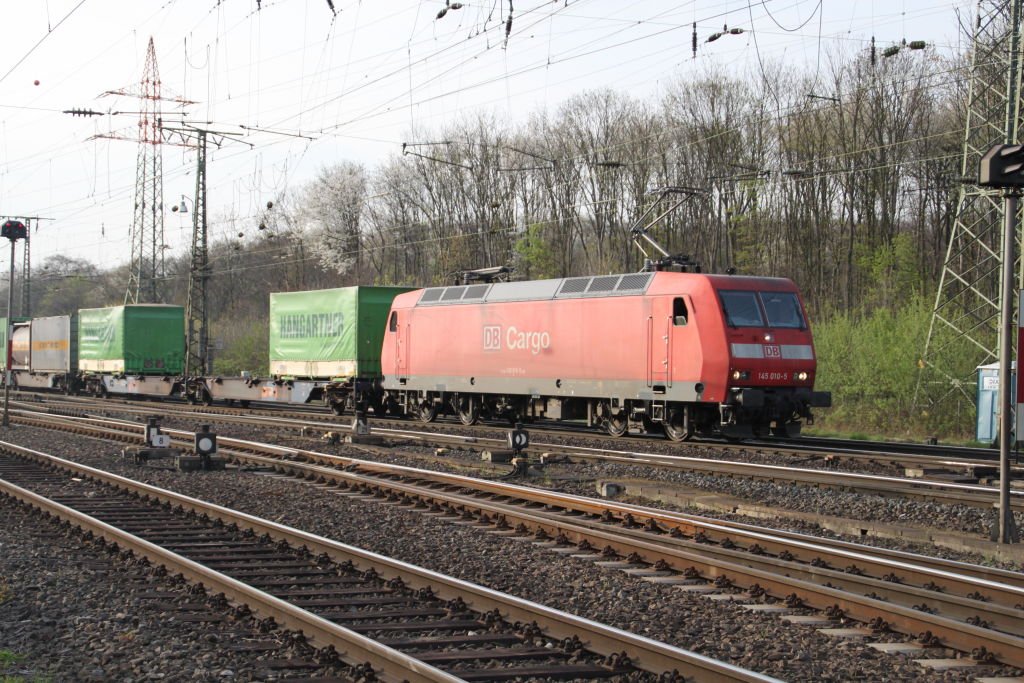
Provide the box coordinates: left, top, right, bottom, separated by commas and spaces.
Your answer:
6, 410, 1024, 671
16, 389, 1015, 464
0, 441, 773, 683
14, 401, 1023, 513
13, 392, 1019, 479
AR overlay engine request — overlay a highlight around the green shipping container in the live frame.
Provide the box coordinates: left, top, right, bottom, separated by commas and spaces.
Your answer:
0, 317, 28, 370
78, 305, 185, 375
269, 286, 412, 378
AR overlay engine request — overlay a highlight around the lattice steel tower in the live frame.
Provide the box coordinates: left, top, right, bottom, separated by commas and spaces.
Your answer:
126, 37, 166, 304
917, 0, 1024, 411
185, 130, 210, 378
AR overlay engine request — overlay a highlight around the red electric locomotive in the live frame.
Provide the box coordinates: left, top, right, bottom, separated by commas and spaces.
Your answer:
379, 269, 830, 440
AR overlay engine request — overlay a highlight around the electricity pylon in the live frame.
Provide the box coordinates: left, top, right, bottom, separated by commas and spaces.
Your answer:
94, 37, 195, 304
916, 0, 1024, 414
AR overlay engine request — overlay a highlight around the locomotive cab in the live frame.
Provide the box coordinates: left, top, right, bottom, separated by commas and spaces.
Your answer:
714, 283, 830, 438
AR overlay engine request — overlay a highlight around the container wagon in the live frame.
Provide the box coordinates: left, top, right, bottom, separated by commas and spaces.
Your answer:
77, 304, 185, 397
2, 305, 185, 397
194, 286, 412, 411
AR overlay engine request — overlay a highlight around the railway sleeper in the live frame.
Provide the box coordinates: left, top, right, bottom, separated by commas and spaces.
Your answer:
0, 451, 737, 682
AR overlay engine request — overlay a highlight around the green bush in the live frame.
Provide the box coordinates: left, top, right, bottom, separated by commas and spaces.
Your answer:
211, 317, 269, 376
811, 297, 977, 440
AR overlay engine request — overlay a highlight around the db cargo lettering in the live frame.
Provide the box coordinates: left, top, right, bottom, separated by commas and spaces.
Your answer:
483, 325, 501, 350
506, 327, 551, 355
278, 313, 345, 339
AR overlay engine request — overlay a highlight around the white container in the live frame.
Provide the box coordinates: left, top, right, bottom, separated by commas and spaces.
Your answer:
29, 315, 77, 372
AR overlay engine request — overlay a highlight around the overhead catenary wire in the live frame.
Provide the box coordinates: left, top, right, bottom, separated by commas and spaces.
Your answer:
0, 0, 974, 272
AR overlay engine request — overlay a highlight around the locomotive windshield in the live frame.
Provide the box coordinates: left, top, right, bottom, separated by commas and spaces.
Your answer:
760, 292, 805, 328
719, 290, 806, 329
720, 291, 764, 327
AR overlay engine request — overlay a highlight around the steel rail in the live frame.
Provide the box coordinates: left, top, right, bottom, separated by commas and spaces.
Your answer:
9, 412, 1024, 663
229, 450, 1024, 639
14, 393, 1021, 475
16, 411, 1024, 667
0, 440, 780, 683
0, 478, 462, 683
11, 409, 1023, 591
12, 407, 1021, 511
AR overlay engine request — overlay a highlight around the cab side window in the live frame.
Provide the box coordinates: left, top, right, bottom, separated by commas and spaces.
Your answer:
673, 297, 688, 326
389, 312, 398, 332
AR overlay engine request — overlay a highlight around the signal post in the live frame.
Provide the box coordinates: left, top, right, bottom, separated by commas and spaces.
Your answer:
1, 219, 26, 428
979, 144, 1023, 543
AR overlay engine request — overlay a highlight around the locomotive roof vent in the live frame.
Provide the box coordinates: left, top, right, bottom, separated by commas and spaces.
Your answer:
419, 284, 492, 305
441, 286, 468, 301
617, 273, 654, 291
587, 275, 620, 292
555, 272, 653, 299
558, 277, 590, 295
464, 284, 490, 299
417, 272, 655, 306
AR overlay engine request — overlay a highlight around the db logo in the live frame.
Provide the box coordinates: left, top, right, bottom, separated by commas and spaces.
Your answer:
483, 325, 502, 350
764, 345, 781, 358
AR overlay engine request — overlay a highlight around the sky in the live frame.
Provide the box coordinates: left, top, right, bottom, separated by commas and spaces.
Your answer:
0, 0, 972, 279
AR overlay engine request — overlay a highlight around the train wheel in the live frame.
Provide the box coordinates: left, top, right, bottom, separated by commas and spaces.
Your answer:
417, 402, 438, 423
457, 396, 479, 426
239, 400, 250, 408
663, 409, 693, 442
330, 401, 345, 416
605, 413, 628, 437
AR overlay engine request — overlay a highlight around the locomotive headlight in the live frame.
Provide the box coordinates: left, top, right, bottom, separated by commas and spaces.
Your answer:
796, 371, 809, 381
763, 333, 773, 342
732, 370, 741, 380
731, 370, 750, 380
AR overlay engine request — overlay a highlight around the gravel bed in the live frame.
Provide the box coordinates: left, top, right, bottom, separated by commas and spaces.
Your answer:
29, 395, 912, 476
3, 425, 1022, 682
354, 443, 1024, 572
89, 409, 1024, 570
0, 495, 347, 681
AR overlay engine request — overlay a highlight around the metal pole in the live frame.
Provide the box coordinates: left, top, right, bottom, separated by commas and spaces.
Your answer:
3, 238, 15, 428
999, 193, 1019, 543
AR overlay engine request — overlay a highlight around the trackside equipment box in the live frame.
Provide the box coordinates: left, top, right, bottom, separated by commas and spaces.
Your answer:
976, 361, 1016, 443
269, 286, 413, 378
78, 305, 185, 375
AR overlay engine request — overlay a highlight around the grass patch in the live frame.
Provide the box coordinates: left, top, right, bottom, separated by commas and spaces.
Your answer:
0, 652, 24, 666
